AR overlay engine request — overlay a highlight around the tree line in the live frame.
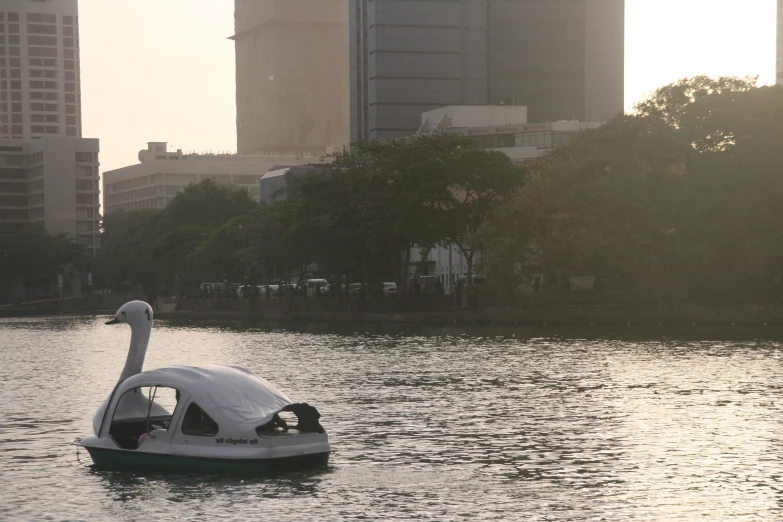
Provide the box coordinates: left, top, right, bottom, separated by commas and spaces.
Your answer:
97, 132, 524, 308
4, 76, 782, 307
483, 75, 783, 303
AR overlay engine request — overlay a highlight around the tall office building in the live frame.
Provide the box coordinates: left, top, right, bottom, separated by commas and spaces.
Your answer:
232, 0, 349, 155
778, 0, 783, 85
0, 0, 81, 140
350, 0, 625, 141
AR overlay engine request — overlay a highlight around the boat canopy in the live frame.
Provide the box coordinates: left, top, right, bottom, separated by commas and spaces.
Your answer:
113, 365, 293, 428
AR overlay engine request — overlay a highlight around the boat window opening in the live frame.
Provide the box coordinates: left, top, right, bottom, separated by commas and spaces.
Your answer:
181, 402, 219, 437
108, 386, 177, 450
255, 412, 291, 434
255, 404, 325, 435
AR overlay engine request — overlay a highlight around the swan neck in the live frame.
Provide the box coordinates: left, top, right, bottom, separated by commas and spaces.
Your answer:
118, 321, 151, 381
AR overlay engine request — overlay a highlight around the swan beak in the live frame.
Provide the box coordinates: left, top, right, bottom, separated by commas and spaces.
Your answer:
105, 318, 120, 325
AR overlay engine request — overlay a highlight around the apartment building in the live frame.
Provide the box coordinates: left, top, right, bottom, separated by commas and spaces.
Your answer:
232, 0, 349, 155
103, 142, 324, 214
0, 136, 100, 253
350, 0, 624, 141
0, 0, 81, 140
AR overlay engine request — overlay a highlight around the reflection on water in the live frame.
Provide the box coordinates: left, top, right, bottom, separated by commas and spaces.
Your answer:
1, 316, 783, 520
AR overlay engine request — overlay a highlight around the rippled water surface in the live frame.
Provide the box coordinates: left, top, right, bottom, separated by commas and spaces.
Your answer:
2, 317, 783, 520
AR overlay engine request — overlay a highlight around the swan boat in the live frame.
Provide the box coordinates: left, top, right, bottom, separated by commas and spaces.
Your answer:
78, 301, 330, 473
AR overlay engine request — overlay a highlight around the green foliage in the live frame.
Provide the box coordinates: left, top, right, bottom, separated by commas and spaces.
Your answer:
0, 224, 87, 298
484, 76, 783, 302
96, 179, 257, 297
95, 136, 524, 300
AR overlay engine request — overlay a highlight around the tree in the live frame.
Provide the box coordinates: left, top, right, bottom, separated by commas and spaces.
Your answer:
484, 77, 783, 302
0, 225, 88, 300
98, 180, 258, 305
96, 209, 163, 302
163, 178, 256, 230
440, 149, 525, 298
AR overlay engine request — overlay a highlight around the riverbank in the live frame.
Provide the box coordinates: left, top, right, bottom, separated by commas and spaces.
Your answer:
155, 302, 783, 327
3, 295, 783, 327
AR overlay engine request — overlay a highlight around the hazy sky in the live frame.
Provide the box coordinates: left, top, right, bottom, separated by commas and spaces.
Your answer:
79, 0, 776, 174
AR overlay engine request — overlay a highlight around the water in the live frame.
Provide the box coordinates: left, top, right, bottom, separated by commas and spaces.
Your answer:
1, 316, 783, 520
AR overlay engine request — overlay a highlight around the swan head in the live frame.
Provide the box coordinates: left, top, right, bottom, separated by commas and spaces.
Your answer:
106, 300, 153, 326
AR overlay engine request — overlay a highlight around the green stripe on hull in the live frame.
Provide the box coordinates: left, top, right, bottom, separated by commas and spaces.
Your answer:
85, 447, 329, 474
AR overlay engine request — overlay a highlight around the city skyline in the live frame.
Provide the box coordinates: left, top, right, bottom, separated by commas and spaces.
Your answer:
79, 0, 776, 174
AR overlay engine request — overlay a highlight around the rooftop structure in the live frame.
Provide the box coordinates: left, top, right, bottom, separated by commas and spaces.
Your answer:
103, 142, 325, 214
418, 105, 603, 163
260, 164, 325, 204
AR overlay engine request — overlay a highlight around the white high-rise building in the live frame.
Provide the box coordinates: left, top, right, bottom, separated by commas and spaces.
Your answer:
0, 0, 81, 140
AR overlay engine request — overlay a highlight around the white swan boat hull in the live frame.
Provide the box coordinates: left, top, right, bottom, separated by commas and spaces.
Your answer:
80, 431, 330, 473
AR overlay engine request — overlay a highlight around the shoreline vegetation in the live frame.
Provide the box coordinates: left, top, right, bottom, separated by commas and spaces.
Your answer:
3, 294, 783, 327
6, 76, 783, 311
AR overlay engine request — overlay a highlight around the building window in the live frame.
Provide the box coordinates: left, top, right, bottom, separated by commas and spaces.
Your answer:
8, 13, 18, 22
76, 207, 94, 218
66, 127, 77, 136
75, 152, 92, 163
30, 92, 57, 100
63, 49, 74, 59
30, 114, 58, 123
29, 81, 57, 90
76, 194, 93, 204
29, 47, 57, 57
63, 38, 74, 48
63, 26, 73, 37
29, 57, 56, 67
26, 13, 56, 23
30, 103, 58, 111
30, 69, 57, 78
27, 35, 56, 46
63, 15, 74, 25
76, 221, 93, 232
27, 24, 57, 35
76, 165, 92, 176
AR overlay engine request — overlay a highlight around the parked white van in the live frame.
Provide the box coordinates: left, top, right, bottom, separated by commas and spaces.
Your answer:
306, 279, 330, 297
